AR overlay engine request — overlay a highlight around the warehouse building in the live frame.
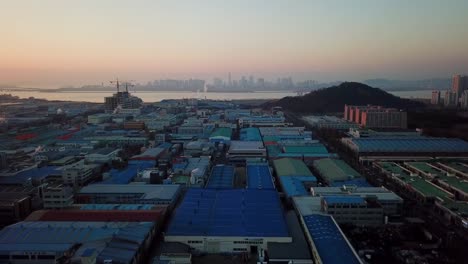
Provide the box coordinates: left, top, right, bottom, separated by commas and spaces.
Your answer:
0, 221, 156, 264
171, 156, 211, 187
76, 184, 181, 207
246, 163, 275, 190
278, 176, 317, 198
310, 186, 403, 217
227, 141, 266, 163
205, 164, 235, 189
273, 158, 313, 178
209, 127, 232, 145
303, 115, 359, 130
101, 160, 154, 184
313, 158, 371, 187
374, 161, 468, 230
26, 204, 167, 223
292, 197, 362, 264
341, 137, 468, 163
240, 127, 262, 141
165, 189, 291, 253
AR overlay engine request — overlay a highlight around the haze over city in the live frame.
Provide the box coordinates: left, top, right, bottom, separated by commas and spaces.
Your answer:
1, 0, 468, 88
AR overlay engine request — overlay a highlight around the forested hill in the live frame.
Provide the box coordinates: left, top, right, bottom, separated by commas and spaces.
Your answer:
263, 82, 425, 113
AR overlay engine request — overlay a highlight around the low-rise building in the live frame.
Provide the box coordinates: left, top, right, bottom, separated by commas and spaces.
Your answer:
62, 160, 98, 187
42, 184, 74, 209
227, 141, 266, 163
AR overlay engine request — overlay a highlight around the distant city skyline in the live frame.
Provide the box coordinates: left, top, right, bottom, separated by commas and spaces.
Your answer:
1, 0, 468, 88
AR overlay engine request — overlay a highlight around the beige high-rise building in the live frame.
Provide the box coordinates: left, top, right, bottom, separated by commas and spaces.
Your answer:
431, 90, 441, 105
444, 90, 458, 107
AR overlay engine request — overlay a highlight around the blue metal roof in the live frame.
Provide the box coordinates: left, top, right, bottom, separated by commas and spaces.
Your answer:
0, 166, 61, 185
246, 164, 275, 190
352, 137, 468, 153
330, 178, 372, 187
303, 214, 361, 264
240, 127, 262, 141
323, 196, 366, 205
101, 160, 154, 184
278, 176, 317, 198
205, 165, 235, 189
0, 221, 155, 257
167, 189, 289, 237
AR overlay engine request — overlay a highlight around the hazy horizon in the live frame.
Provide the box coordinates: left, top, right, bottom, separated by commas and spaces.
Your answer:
1, 0, 468, 88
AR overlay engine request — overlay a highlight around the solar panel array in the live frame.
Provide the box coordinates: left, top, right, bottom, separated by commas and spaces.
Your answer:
352, 137, 468, 153
246, 164, 275, 190
303, 214, 361, 264
167, 189, 289, 237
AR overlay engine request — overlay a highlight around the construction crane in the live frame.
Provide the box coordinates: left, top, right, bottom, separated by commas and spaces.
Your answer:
110, 79, 135, 93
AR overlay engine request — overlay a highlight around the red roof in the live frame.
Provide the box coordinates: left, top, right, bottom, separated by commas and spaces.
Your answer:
36, 209, 166, 222
15, 133, 37, 140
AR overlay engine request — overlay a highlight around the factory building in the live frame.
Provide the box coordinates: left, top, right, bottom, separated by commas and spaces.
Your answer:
0, 221, 155, 264
165, 189, 292, 254
227, 141, 266, 163
205, 164, 235, 189
273, 158, 313, 178
76, 184, 181, 207
293, 196, 363, 264
209, 127, 232, 145
341, 136, 468, 164
246, 163, 275, 190
303, 115, 360, 130
374, 161, 468, 230
171, 157, 211, 186
312, 158, 370, 187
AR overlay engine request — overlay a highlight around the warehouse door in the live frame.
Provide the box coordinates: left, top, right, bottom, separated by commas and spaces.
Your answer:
206, 241, 220, 253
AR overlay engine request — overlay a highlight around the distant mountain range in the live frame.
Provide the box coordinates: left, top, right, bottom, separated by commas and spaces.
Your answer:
263, 82, 425, 113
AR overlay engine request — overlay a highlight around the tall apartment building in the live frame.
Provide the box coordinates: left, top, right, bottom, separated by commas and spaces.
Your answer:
461, 90, 468, 109
444, 90, 458, 107
344, 105, 407, 129
431, 90, 441, 105
452, 74, 468, 98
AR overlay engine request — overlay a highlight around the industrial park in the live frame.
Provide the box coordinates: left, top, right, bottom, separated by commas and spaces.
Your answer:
1, 77, 467, 264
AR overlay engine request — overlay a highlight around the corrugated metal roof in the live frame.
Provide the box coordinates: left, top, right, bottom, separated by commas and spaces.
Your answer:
240, 127, 262, 141
209, 128, 232, 139
323, 196, 366, 205
279, 176, 317, 198
273, 158, 312, 177
246, 164, 275, 190
313, 158, 362, 183
79, 184, 180, 202
0, 221, 154, 259
101, 160, 154, 184
166, 189, 289, 237
205, 165, 235, 189
351, 137, 468, 153
303, 214, 362, 264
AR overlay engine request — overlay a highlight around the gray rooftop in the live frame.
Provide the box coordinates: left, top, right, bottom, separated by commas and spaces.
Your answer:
267, 210, 312, 261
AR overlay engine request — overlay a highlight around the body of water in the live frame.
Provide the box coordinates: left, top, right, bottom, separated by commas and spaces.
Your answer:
1, 89, 432, 103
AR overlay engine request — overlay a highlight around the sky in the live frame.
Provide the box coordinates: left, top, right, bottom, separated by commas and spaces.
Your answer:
1, 0, 468, 88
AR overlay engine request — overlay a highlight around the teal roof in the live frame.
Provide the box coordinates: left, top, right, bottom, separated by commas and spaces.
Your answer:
210, 128, 232, 139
